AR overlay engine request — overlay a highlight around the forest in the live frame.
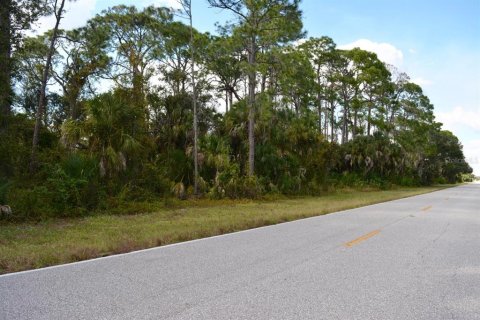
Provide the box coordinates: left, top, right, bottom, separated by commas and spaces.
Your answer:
0, 0, 473, 220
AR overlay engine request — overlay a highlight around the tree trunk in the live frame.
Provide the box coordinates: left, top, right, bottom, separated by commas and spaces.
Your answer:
293, 94, 299, 117
317, 93, 322, 133
389, 107, 395, 125
345, 105, 349, 143
0, 0, 11, 123
65, 81, 83, 120
341, 113, 345, 144
247, 36, 256, 177
243, 77, 247, 99
225, 90, 229, 113
31, 0, 66, 171
353, 109, 357, 139
324, 102, 328, 138
189, 3, 199, 195
367, 100, 372, 136
341, 106, 347, 144
330, 101, 335, 143
261, 72, 266, 93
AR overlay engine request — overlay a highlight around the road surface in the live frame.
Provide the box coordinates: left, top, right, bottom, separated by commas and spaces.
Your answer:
1, 183, 479, 319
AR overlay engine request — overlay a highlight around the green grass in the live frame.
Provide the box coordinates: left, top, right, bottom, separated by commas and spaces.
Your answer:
0, 186, 449, 274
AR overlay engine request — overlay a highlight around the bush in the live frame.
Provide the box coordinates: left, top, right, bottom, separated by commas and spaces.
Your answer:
208, 163, 265, 199
47, 167, 89, 216
219, 175, 264, 199
9, 186, 52, 220
43, 154, 103, 216
134, 163, 172, 196
6, 154, 104, 219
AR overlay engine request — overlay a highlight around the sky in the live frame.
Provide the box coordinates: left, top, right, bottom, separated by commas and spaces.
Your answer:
33, 0, 480, 174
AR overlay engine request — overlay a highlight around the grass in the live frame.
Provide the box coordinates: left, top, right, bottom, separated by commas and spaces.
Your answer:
0, 186, 450, 274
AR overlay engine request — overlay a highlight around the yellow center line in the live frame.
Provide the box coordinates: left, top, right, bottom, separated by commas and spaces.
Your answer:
344, 230, 381, 248
421, 205, 432, 212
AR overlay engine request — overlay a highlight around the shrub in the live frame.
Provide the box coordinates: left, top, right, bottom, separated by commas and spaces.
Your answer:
9, 186, 52, 220
47, 154, 104, 216
224, 175, 265, 199
47, 167, 89, 216
208, 162, 265, 199
135, 164, 171, 195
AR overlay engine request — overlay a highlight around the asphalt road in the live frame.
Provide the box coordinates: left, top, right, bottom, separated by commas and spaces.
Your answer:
1, 183, 479, 320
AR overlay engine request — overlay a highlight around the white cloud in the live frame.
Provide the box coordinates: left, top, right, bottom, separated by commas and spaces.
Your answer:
436, 106, 480, 133
411, 77, 433, 86
339, 39, 404, 67
144, 0, 182, 9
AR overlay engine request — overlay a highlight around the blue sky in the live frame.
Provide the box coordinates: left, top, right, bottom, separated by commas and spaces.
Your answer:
36, 0, 480, 173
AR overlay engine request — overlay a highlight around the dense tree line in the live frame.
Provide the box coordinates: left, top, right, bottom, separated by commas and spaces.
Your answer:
0, 0, 472, 219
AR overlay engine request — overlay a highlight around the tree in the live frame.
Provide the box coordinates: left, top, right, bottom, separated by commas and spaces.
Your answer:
346, 48, 392, 138
178, 0, 200, 195
53, 21, 110, 121
357, 56, 392, 136
205, 35, 244, 112
100, 5, 172, 117
0, 0, 13, 120
207, 0, 303, 176
12, 35, 51, 117
0, 0, 48, 123
31, 0, 67, 171
332, 50, 356, 144
432, 130, 472, 183
300, 36, 336, 135
275, 46, 315, 116
159, 21, 191, 95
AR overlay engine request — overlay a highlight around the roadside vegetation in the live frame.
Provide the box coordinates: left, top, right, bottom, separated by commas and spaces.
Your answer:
0, 1, 472, 222
0, 186, 448, 274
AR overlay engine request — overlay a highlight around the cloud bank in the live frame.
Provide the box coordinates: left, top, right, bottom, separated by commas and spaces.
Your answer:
339, 39, 404, 67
